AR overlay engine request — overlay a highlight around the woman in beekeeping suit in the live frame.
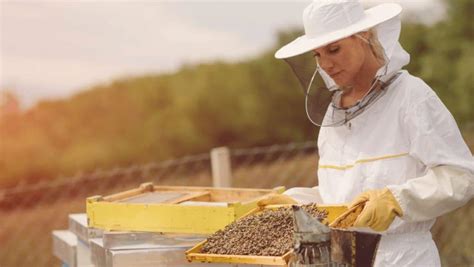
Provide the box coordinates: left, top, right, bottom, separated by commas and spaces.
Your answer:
258, 0, 474, 266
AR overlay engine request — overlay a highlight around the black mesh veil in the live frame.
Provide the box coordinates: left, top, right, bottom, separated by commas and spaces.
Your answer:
284, 52, 335, 127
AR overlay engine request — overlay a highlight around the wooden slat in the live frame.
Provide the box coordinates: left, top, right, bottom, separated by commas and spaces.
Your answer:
103, 187, 148, 202
153, 185, 285, 202
163, 191, 211, 204
185, 240, 291, 266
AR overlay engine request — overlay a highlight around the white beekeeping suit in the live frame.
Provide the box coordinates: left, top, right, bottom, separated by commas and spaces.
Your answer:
316, 50, 474, 266
276, 0, 474, 266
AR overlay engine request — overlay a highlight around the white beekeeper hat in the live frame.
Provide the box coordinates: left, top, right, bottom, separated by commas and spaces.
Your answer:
274, 0, 409, 127
275, 0, 402, 59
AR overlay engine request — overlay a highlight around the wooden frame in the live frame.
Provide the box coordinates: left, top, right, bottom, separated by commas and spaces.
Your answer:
185, 204, 348, 266
186, 240, 293, 266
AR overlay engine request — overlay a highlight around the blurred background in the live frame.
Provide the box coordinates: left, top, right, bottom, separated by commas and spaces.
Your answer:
1, 0, 473, 266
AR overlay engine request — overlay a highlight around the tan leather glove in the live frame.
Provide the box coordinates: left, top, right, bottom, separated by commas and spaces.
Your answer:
257, 193, 297, 207
350, 188, 403, 232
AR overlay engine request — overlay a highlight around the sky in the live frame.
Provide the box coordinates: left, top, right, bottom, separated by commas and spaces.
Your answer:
1, 0, 445, 108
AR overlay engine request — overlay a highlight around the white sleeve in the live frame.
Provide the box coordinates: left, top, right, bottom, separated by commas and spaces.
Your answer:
388, 92, 474, 222
388, 165, 474, 221
283, 186, 323, 204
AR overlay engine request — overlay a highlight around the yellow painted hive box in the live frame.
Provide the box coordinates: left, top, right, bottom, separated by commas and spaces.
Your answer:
185, 204, 348, 266
86, 182, 285, 234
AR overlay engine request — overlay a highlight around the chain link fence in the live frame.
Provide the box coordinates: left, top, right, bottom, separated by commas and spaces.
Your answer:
0, 141, 473, 267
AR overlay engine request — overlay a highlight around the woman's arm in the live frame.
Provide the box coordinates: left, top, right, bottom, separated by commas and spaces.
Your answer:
389, 89, 474, 221
388, 165, 474, 221
284, 186, 323, 204
350, 85, 474, 230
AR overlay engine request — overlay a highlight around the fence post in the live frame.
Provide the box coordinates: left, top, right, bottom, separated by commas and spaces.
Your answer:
210, 147, 232, 187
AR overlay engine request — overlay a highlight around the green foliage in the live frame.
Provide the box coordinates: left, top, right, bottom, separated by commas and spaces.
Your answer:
0, 0, 473, 188
400, 0, 474, 126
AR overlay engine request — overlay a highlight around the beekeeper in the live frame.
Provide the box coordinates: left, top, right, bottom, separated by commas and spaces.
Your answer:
258, 0, 474, 266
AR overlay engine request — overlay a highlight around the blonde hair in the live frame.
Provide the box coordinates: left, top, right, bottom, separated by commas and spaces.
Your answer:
366, 28, 386, 65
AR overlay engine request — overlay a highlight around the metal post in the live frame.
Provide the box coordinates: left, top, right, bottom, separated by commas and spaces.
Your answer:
210, 147, 232, 188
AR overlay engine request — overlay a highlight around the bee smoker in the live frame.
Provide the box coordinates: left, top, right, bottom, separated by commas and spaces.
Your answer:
290, 205, 381, 267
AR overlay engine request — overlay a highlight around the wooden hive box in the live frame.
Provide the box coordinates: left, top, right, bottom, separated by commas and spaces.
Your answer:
86, 182, 285, 234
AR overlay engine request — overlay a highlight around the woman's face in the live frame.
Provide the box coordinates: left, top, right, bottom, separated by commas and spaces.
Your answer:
313, 35, 367, 87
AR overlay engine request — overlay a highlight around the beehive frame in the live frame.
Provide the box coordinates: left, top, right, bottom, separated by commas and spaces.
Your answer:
185, 204, 348, 266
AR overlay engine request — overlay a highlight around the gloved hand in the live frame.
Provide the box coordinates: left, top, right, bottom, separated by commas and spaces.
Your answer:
257, 193, 297, 207
350, 188, 403, 231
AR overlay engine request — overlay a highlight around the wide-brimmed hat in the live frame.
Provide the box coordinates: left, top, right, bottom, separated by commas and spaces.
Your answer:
275, 0, 402, 59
